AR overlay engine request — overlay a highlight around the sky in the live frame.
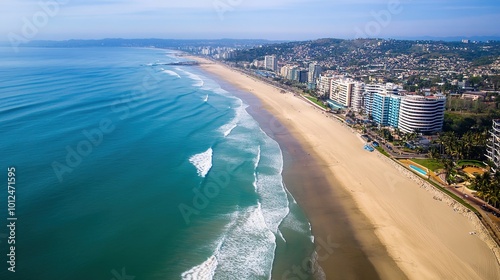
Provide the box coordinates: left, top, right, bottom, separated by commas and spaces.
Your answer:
1, 0, 500, 41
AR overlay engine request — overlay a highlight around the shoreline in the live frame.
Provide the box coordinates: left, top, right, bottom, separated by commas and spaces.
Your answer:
216, 77, 394, 279
187, 55, 500, 279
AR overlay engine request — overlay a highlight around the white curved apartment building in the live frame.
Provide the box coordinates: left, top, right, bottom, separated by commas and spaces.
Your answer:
398, 95, 446, 133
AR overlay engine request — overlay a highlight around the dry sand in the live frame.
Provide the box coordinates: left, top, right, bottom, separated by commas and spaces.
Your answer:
190, 56, 500, 279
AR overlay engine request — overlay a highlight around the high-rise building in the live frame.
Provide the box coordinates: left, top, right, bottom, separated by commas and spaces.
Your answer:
330, 77, 364, 111
371, 92, 401, 127
398, 94, 446, 134
298, 70, 309, 83
326, 79, 446, 134
280, 65, 291, 78
330, 79, 353, 107
308, 63, 322, 84
388, 97, 402, 128
289, 66, 299, 81
201, 48, 211, 55
264, 55, 278, 72
365, 83, 401, 127
351, 82, 365, 113
486, 120, 500, 172
364, 83, 399, 120
318, 76, 333, 97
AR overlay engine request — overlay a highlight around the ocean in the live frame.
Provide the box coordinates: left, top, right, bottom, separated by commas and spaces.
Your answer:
0, 47, 316, 279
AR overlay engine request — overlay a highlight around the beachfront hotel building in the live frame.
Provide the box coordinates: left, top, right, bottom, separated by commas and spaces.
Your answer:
485, 119, 500, 172
330, 78, 352, 107
362, 83, 446, 134
363, 83, 400, 126
264, 55, 278, 72
279, 65, 296, 80
329, 77, 364, 112
371, 93, 401, 127
317, 76, 333, 97
398, 94, 446, 134
325, 77, 446, 134
280, 65, 291, 78
350, 82, 364, 113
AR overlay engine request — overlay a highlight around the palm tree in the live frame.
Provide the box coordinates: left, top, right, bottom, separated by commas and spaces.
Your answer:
428, 147, 440, 160
440, 131, 460, 159
473, 172, 493, 203
490, 172, 500, 208
462, 131, 474, 159
442, 159, 455, 185
437, 133, 447, 155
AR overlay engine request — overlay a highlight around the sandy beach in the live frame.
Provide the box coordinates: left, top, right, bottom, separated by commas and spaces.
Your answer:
190, 56, 500, 279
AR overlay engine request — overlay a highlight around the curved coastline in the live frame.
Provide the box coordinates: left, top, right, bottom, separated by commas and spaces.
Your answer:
216, 77, 390, 279
188, 55, 500, 279
190, 57, 405, 279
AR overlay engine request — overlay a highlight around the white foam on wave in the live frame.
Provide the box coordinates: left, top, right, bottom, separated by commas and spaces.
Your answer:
252, 145, 261, 192
219, 99, 246, 138
204, 95, 209, 102
218, 96, 291, 235
175, 67, 205, 87
181, 81, 296, 278
181, 255, 218, 280
213, 103, 290, 278
161, 69, 181, 79
222, 123, 237, 138
212, 87, 229, 95
254, 133, 290, 235
189, 148, 213, 178
180, 217, 232, 280
281, 190, 315, 243
214, 204, 275, 279
181, 202, 277, 279
175, 67, 234, 95
254, 145, 261, 171
281, 206, 310, 236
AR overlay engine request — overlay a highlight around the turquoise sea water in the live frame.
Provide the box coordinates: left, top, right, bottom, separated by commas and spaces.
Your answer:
0, 47, 315, 279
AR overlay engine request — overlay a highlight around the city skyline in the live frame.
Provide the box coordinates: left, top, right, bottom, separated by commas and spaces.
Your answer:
2, 0, 500, 41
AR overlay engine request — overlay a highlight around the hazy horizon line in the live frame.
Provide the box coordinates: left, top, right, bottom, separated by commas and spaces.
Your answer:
2, 35, 500, 45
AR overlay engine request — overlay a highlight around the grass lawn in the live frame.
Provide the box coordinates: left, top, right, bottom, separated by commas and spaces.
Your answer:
457, 160, 486, 168
412, 159, 444, 172
402, 147, 415, 153
305, 95, 328, 110
375, 146, 391, 158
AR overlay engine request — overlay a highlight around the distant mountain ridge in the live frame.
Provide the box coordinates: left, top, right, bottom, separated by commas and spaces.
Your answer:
391, 36, 500, 42
2, 37, 499, 49
226, 38, 500, 66
7, 38, 286, 48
